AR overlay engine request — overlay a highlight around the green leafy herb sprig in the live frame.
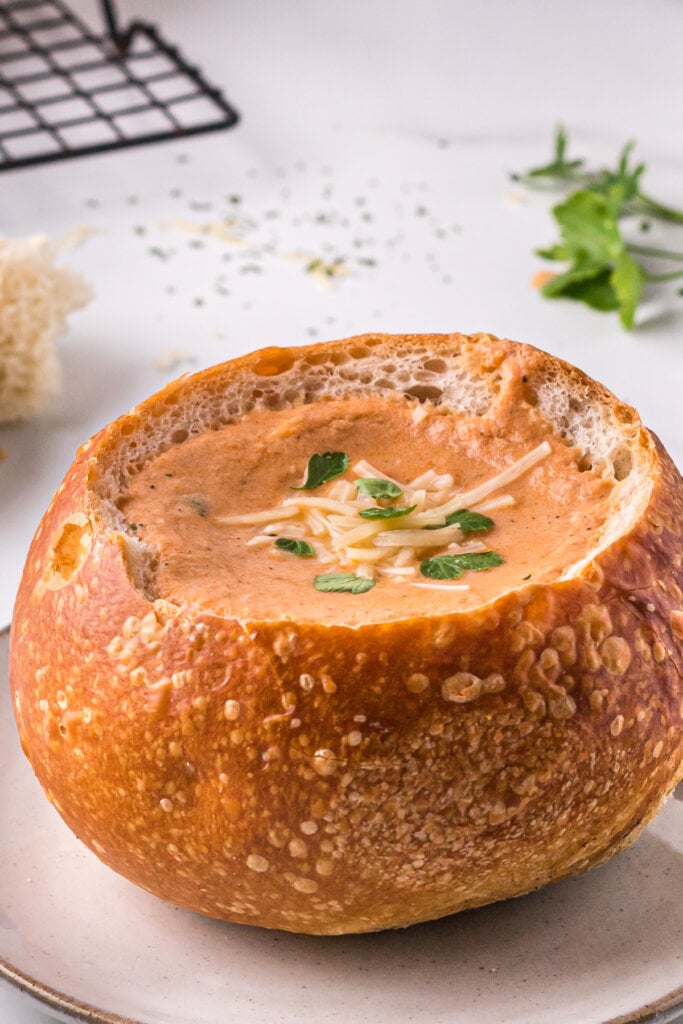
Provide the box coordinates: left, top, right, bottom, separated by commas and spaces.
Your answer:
424, 509, 494, 532
293, 451, 349, 490
275, 537, 314, 557
358, 504, 417, 520
513, 127, 683, 329
420, 551, 504, 580
355, 478, 403, 500
314, 572, 375, 594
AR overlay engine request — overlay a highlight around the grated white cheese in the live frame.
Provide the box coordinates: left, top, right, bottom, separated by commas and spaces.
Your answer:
379, 566, 418, 577
219, 443, 550, 585
245, 535, 276, 547
374, 526, 462, 547
409, 582, 471, 591
351, 459, 404, 488
473, 494, 516, 514
400, 441, 552, 528
218, 506, 299, 525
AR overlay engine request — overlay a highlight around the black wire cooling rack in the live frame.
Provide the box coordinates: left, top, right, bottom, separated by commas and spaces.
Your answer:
0, 0, 239, 171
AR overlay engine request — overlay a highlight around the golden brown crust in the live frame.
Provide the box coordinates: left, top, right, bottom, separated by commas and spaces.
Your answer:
9, 333, 683, 934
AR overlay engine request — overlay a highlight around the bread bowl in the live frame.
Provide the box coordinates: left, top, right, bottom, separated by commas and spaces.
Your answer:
9, 331, 683, 935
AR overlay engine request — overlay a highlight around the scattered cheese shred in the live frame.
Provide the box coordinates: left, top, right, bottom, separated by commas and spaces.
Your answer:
352, 460, 404, 487
219, 442, 551, 587
374, 526, 462, 547
410, 582, 471, 591
283, 495, 361, 515
473, 494, 516, 514
402, 441, 552, 527
218, 506, 299, 525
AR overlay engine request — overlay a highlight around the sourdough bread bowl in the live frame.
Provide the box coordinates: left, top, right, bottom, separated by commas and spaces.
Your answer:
9, 331, 683, 935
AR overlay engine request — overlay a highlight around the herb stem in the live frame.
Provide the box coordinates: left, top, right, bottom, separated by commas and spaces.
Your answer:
626, 242, 683, 262
643, 269, 683, 283
636, 192, 683, 225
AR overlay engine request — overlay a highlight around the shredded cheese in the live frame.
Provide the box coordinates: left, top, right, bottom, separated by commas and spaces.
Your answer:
283, 496, 363, 515
410, 582, 471, 591
473, 494, 516, 514
245, 535, 274, 547
374, 526, 462, 547
351, 460, 404, 487
218, 506, 299, 525
219, 442, 551, 587
400, 441, 552, 528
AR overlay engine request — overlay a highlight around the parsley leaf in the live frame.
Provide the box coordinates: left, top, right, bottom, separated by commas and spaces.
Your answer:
425, 508, 495, 532
314, 572, 376, 594
358, 504, 417, 520
420, 551, 504, 580
538, 190, 645, 327
292, 452, 349, 490
514, 127, 683, 328
355, 478, 404, 500
275, 537, 314, 557
189, 496, 209, 517
420, 557, 464, 580
550, 189, 623, 265
542, 266, 620, 311
447, 509, 495, 531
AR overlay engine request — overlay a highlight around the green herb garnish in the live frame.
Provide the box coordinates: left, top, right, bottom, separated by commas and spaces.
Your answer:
512, 124, 585, 184
537, 190, 645, 329
314, 572, 376, 594
447, 509, 494, 532
305, 256, 345, 278
293, 452, 349, 490
420, 551, 504, 580
425, 509, 494, 532
189, 497, 209, 517
513, 127, 683, 329
358, 504, 417, 520
275, 537, 314, 557
355, 478, 404, 500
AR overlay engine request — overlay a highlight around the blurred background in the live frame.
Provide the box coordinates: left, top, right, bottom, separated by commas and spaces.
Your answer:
1, 1, 682, 1021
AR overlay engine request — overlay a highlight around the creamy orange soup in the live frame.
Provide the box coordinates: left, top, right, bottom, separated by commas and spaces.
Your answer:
119, 394, 615, 625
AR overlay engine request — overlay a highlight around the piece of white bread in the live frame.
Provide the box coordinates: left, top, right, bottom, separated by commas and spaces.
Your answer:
9, 332, 683, 935
0, 234, 91, 424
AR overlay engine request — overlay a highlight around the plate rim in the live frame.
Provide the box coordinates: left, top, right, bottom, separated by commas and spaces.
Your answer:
1, 958, 138, 1024
2, 950, 683, 1024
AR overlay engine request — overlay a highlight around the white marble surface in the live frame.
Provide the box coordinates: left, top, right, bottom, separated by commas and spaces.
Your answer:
1, 0, 682, 1020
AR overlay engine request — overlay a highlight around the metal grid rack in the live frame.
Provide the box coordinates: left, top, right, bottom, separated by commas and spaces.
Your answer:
0, 0, 239, 171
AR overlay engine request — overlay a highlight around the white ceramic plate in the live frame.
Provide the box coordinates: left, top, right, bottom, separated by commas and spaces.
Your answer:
1, 626, 681, 1024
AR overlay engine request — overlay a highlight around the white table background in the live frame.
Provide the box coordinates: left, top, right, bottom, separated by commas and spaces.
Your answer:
1, 0, 682, 1020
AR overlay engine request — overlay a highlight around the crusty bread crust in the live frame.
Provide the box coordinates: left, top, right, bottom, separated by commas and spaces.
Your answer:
9, 333, 683, 934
